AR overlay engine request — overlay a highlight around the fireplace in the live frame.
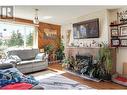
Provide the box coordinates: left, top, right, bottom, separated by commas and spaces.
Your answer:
65, 47, 116, 81
66, 53, 101, 82
65, 47, 116, 74
76, 54, 93, 65
67, 54, 93, 74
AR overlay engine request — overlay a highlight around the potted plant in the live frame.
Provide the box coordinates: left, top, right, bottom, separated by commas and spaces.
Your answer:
44, 45, 54, 62
56, 41, 65, 62
89, 42, 112, 80
62, 58, 70, 69
44, 45, 53, 54
101, 43, 112, 80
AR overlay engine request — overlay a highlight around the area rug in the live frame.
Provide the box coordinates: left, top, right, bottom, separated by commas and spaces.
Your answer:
36, 74, 94, 90
29, 70, 56, 77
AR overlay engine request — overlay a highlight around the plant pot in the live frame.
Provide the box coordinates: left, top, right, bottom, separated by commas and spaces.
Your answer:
103, 74, 111, 81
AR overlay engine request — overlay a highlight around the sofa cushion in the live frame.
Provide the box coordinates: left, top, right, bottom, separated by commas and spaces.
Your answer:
7, 49, 39, 61
8, 55, 21, 62
35, 53, 45, 61
3, 55, 22, 64
17, 59, 44, 64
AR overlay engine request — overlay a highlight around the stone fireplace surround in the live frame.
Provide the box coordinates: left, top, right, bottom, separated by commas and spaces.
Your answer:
65, 47, 117, 82
65, 47, 116, 73
66, 53, 101, 82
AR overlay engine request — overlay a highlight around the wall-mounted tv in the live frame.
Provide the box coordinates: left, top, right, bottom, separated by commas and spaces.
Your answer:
73, 18, 99, 39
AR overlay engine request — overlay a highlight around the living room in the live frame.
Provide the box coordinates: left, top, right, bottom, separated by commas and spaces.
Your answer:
0, 5, 127, 90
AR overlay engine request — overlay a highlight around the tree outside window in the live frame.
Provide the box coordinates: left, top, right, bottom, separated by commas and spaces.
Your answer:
26, 32, 33, 47
7, 30, 24, 47
0, 40, 2, 46
0, 22, 36, 50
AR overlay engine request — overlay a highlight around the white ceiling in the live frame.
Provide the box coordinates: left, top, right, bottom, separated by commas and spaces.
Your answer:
14, 6, 124, 25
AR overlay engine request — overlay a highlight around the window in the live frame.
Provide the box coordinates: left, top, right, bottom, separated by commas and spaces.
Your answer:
0, 21, 37, 50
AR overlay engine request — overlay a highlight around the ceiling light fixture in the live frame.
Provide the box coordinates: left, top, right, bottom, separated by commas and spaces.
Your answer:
33, 9, 39, 25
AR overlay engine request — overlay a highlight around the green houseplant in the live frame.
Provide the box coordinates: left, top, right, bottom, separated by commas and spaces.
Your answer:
56, 41, 65, 62
91, 42, 112, 80
62, 58, 70, 68
43, 45, 54, 62
44, 45, 54, 54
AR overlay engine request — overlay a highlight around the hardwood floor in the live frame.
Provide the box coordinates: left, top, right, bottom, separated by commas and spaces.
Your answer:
48, 63, 127, 89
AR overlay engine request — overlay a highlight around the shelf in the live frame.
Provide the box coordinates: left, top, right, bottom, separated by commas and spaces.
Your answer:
110, 24, 119, 27
66, 47, 101, 49
111, 36, 127, 38
118, 35, 127, 37
111, 35, 119, 38
67, 46, 116, 49
110, 23, 127, 27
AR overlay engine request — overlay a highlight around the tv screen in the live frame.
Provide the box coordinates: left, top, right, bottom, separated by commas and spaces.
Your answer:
73, 18, 99, 39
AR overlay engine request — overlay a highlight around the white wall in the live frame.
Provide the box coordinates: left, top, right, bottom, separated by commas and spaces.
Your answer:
61, 8, 127, 74
61, 10, 109, 48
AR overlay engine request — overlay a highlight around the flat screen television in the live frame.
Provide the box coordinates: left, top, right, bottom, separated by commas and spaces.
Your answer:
73, 18, 99, 39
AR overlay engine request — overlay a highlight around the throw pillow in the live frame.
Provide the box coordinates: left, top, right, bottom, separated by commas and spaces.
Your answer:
8, 55, 22, 62
35, 53, 45, 61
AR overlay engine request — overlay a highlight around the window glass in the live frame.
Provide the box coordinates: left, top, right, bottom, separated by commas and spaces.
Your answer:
0, 22, 36, 50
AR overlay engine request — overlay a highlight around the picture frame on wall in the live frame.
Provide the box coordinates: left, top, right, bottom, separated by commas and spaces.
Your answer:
73, 18, 99, 39
111, 39, 120, 47
43, 28, 57, 40
111, 29, 119, 37
120, 39, 127, 47
120, 26, 127, 36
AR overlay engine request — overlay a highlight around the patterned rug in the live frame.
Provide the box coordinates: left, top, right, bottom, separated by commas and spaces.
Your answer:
35, 73, 94, 90
29, 70, 56, 77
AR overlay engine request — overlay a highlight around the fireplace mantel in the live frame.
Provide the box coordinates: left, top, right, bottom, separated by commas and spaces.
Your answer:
65, 47, 101, 58
66, 46, 101, 49
66, 46, 116, 49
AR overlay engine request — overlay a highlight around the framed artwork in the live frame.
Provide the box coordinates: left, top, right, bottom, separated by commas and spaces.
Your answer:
120, 39, 127, 47
111, 39, 120, 47
73, 18, 99, 39
120, 26, 127, 36
111, 29, 119, 37
43, 28, 57, 40
66, 30, 71, 45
